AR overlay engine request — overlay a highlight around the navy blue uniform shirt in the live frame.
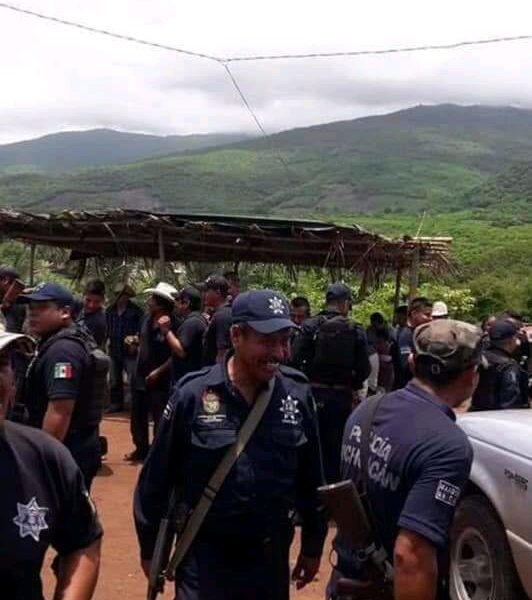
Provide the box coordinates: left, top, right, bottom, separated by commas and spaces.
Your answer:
0, 421, 102, 600
134, 355, 327, 561
76, 308, 107, 348
25, 332, 90, 432
202, 304, 232, 365
332, 382, 473, 593
171, 312, 207, 385
106, 300, 144, 357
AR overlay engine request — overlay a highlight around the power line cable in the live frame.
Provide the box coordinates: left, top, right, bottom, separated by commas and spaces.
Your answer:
0, 1, 219, 61
224, 34, 532, 62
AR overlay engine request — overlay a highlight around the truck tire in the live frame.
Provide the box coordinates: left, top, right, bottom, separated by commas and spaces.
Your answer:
450, 495, 526, 600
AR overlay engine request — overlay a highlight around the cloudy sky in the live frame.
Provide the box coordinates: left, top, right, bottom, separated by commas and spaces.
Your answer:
1, 0, 532, 143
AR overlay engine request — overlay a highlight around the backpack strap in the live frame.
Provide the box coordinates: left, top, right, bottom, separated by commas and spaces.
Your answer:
359, 393, 388, 557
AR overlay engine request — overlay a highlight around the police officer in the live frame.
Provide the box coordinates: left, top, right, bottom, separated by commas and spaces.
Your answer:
134, 289, 327, 600
202, 275, 233, 365
471, 318, 529, 410
18, 282, 107, 491
394, 296, 433, 389
291, 283, 370, 483
0, 326, 102, 600
76, 279, 107, 348
328, 319, 482, 600
158, 286, 208, 387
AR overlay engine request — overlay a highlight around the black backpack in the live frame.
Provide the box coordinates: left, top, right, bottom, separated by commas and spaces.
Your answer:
311, 315, 359, 377
31, 325, 110, 427
471, 350, 514, 411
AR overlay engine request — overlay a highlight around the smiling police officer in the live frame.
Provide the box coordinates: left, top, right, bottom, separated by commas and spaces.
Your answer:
0, 326, 102, 600
328, 319, 483, 600
134, 289, 327, 600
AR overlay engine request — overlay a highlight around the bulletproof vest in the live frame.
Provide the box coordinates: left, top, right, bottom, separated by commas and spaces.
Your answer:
471, 349, 514, 411
27, 325, 110, 429
311, 315, 361, 385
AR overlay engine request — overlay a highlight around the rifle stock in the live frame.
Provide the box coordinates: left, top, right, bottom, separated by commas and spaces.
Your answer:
318, 480, 393, 599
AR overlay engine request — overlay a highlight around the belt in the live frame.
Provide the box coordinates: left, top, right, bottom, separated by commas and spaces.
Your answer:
311, 383, 352, 391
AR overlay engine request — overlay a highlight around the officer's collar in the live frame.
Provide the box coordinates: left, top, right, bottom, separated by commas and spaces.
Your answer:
405, 381, 457, 421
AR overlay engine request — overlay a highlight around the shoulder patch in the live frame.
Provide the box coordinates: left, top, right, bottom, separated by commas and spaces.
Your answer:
54, 362, 73, 379
279, 365, 309, 383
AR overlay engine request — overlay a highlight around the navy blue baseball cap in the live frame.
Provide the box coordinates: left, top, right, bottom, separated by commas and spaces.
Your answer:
232, 289, 296, 334
19, 282, 74, 306
489, 319, 518, 341
326, 282, 352, 303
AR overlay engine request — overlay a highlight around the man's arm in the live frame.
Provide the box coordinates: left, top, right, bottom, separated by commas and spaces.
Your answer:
54, 538, 101, 600
293, 385, 328, 588
352, 328, 371, 389
42, 399, 75, 441
394, 529, 437, 600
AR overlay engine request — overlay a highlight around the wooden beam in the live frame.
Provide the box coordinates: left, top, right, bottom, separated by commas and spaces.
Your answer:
157, 229, 165, 281
408, 246, 420, 302
393, 267, 402, 310
29, 243, 36, 286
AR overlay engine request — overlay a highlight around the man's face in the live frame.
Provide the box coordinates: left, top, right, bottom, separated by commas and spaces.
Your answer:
28, 301, 70, 336
0, 358, 15, 424
83, 292, 104, 315
231, 326, 291, 383
410, 306, 433, 328
290, 306, 309, 327
394, 312, 408, 328
0, 277, 11, 295
175, 298, 190, 317
227, 279, 240, 300
204, 288, 222, 310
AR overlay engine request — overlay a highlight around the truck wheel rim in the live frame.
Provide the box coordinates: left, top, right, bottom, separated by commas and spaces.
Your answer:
451, 526, 494, 600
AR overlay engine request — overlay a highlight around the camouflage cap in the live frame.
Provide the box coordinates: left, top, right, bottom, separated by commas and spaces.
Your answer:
413, 319, 484, 375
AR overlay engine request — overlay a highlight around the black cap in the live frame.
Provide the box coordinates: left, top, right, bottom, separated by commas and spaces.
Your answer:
489, 319, 519, 341
326, 283, 352, 303
232, 289, 295, 334
178, 286, 202, 304
204, 275, 229, 296
19, 282, 74, 306
0, 265, 20, 280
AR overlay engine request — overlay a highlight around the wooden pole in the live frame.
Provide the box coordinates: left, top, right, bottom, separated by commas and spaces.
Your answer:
157, 229, 165, 281
408, 245, 420, 302
29, 243, 36, 286
393, 267, 402, 309
358, 267, 370, 300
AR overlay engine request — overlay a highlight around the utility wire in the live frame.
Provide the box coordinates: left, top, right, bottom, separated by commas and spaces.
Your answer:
0, 1, 219, 61
225, 34, 532, 62
1, 2, 531, 64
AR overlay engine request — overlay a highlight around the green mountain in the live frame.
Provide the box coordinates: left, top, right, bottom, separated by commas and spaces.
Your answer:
0, 129, 252, 171
1, 104, 532, 214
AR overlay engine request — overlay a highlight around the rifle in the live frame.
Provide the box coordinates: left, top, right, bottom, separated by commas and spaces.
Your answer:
147, 489, 189, 600
319, 480, 393, 599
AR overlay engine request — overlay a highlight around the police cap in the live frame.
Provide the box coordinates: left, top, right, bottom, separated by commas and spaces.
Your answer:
326, 283, 352, 303
414, 319, 484, 374
489, 319, 519, 341
19, 282, 74, 306
232, 289, 295, 334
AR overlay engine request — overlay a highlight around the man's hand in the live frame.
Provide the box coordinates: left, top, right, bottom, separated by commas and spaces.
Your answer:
291, 554, 320, 589
145, 370, 160, 388
157, 315, 172, 335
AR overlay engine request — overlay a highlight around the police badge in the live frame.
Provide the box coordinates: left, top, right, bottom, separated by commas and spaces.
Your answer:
202, 390, 221, 414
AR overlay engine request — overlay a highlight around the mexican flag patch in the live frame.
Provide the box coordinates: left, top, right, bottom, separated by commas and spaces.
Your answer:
54, 363, 73, 379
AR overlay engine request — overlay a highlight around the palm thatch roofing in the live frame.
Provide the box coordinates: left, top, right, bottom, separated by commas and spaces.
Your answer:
0, 209, 453, 276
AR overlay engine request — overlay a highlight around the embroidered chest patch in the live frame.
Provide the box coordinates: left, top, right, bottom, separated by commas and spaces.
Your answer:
13, 497, 49, 542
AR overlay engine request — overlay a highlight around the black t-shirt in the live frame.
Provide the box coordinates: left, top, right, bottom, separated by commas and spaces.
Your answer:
332, 382, 473, 595
0, 421, 102, 600
171, 312, 207, 385
135, 313, 179, 391
2, 301, 26, 333
202, 304, 233, 366
77, 309, 107, 348
26, 333, 90, 432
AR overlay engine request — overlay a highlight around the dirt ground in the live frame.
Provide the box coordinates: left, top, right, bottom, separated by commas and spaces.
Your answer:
43, 415, 334, 600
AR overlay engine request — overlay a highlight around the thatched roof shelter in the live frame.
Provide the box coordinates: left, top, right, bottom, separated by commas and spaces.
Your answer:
0, 209, 453, 299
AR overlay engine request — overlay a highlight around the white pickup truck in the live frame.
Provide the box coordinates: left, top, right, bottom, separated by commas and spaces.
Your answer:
451, 410, 532, 600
